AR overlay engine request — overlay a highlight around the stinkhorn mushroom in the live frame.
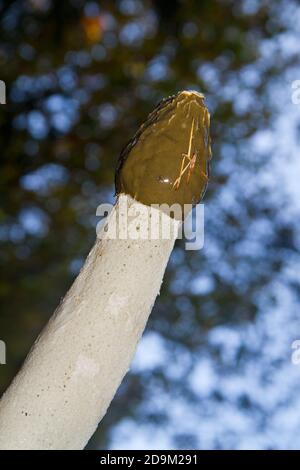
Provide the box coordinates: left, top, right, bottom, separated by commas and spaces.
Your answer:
0, 90, 211, 450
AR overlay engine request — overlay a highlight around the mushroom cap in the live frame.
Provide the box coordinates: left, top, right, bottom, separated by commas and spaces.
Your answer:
115, 90, 212, 217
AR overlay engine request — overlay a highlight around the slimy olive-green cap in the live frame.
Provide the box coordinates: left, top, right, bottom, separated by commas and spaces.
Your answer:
115, 90, 212, 213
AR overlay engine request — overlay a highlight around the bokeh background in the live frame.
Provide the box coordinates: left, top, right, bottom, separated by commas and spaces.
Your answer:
1, 0, 300, 450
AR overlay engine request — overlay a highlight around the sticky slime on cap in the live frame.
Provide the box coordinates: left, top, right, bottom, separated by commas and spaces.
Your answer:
115, 90, 212, 214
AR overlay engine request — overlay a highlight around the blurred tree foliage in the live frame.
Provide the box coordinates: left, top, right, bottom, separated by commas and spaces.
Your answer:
0, 0, 299, 449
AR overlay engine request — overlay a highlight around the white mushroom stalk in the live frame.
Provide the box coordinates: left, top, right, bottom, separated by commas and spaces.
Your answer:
0, 91, 211, 450
0, 194, 180, 450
